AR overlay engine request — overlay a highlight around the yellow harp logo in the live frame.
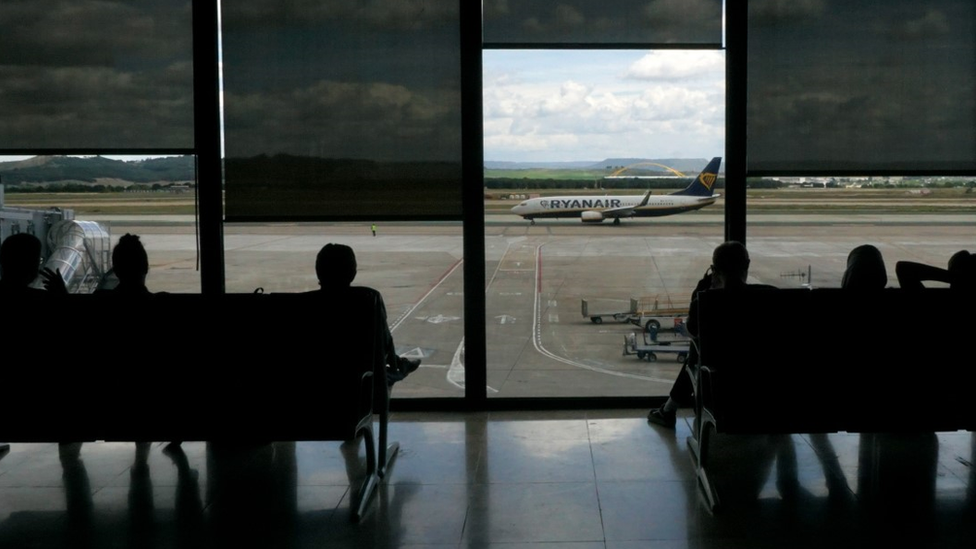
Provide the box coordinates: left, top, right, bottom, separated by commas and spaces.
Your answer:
700, 173, 716, 191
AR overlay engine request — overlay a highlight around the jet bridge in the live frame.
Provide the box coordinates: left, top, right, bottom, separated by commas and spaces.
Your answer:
1, 184, 111, 293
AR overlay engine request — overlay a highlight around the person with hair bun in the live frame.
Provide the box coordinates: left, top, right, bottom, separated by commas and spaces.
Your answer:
97, 233, 151, 295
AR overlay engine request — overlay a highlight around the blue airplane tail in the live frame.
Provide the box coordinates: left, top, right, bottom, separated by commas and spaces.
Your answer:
671, 157, 722, 197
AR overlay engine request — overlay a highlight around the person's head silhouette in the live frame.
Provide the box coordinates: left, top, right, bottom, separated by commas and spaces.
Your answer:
112, 233, 149, 287
842, 244, 887, 290
316, 243, 357, 289
711, 241, 750, 289
0, 233, 42, 286
948, 250, 976, 291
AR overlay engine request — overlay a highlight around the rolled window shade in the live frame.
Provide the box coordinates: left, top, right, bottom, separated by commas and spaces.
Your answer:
747, 0, 976, 174
0, 0, 194, 151
221, 1, 463, 221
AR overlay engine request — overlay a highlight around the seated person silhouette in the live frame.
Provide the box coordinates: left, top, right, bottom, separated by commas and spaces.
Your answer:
842, 244, 888, 290
896, 250, 976, 291
647, 241, 760, 429
0, 233, 67, 295
801, 244, 889, 500
95, 233, 152, 295
309, 243, 420, 385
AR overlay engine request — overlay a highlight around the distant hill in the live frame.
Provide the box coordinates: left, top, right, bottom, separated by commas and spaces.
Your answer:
485, 158, 715, 173
485, 160, 597, 170
0, 155, 195, 185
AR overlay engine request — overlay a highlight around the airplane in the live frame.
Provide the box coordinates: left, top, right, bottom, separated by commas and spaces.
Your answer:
510, 157, 722, 225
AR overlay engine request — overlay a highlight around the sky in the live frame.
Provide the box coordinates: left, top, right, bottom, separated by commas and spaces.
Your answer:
483, 50, 725, 162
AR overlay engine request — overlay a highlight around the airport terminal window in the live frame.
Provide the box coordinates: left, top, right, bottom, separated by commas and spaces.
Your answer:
744, 176, 976, 293
479, 1, 728, 398
11, 1, 974, 405
224, 222, 465, 399
482, 49, 726, 398
0, 155, 203, 294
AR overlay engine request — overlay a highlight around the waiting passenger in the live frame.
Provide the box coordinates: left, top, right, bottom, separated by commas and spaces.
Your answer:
804, 244, 890, 501
96, 234, 152, 295
841, 244, 888, 290
309, 243, 420, 385
0, 233, 67, 295
896, 250, 976, 291
647, 241, 762, 428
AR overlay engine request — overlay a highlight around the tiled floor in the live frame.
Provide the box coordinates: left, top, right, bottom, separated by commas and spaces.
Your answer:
1, 410, 974, 548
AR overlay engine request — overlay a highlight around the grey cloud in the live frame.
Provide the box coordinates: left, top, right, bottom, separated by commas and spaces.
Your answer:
0, 0, 191, 68
0, 1, 194, 148
0, 64, 193, 149
642, 0, 722, 30
221, 0, 457, 31
223, 80, 460, 161
886, 10, 951, 41
483, 0, 511, 19
484, 0, 721, 44
521, 4, 586, 35
750, 0, 826, 25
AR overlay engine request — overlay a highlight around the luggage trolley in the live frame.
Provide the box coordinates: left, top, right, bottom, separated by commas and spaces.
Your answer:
623, 328, 690, 363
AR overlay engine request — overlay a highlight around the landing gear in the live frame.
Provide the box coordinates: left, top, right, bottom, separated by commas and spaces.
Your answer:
529, 219, 536, 225
613, 218, 621, 226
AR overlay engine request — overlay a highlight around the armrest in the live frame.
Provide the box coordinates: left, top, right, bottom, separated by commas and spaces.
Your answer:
698, 365, 717, 415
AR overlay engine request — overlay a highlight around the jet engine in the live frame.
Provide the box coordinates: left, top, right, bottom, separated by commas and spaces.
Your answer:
581, 211, 605, 223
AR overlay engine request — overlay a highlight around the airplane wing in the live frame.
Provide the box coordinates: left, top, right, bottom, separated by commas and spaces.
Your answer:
602, 191, 650, 218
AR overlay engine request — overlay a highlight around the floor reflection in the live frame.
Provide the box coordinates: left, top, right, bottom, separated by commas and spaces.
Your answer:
0, 412, 972, 548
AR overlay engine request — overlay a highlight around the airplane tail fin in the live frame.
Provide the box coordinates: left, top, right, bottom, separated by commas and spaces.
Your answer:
671, 157, 721, 197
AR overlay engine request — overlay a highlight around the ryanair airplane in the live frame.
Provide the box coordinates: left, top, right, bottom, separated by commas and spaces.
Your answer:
511, 157, 721, 225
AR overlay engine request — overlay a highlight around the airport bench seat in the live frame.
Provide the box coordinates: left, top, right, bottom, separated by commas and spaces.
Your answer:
688, 288, 975, 511
2, 291, 396, 521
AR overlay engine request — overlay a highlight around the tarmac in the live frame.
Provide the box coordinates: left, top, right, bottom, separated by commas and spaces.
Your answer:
86, 212, 975, 399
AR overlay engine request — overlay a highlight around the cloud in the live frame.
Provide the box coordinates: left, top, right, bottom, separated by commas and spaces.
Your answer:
483, 0, 511, 19
750, 0, 826, 25
0, 1, 194, 148
224, 80, 460, 161
521, 4, 586, 34
221, 0, 457, 30
0, 1, 191, 68
483, 51, 725, 161
887, 10, 951, 41
641, 0, 723, 30
626, 51, 725, 81
483, 0, 722, 44
0, 65, 193, 149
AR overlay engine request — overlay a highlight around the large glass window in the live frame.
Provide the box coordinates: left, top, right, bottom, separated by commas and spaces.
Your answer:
743, 1, 976, 311
483, 50, 725, 397
0, 155, 202, 293
223, 222, 465, 398
745, 177, 976, 292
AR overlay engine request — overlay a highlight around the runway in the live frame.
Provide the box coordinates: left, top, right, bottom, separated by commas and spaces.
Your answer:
96, 213, 974, 399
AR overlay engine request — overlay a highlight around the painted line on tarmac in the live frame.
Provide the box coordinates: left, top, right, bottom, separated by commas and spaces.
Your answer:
531, 242, 673, 384
390, 257, 463, 331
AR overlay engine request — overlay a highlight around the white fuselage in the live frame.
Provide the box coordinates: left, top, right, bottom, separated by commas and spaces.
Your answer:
511, 193, 718, 222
